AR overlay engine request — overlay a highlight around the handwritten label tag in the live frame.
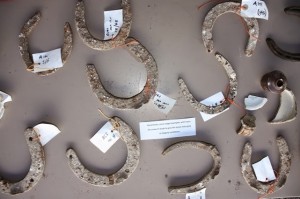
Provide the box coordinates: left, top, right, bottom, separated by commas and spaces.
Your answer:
32, 48, 63, 73
186, 188, 206, 199
33, 123, 61, 146
252, 156, 276, 182
241, 0, 269, 20
104, 9, 123, 40
140, 118, 196, 140
90, 121, 120, 153
153, 92, 176, 114
199, 92, 229, 122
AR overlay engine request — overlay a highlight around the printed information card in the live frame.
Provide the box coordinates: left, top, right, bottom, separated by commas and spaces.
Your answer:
140, 118, 196, 140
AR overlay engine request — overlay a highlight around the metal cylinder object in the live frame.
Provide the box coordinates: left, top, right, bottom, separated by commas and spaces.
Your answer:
261, 70, 287, 94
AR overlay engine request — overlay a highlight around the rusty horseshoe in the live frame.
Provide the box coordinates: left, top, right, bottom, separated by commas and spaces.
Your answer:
162, 141, 221, 194
19, 12, 73, 76
86, 37, 158, 109
75, 0, 132, 50
66, 117, 140, 186
202, 2, 259, 57
241, 136, 291, 194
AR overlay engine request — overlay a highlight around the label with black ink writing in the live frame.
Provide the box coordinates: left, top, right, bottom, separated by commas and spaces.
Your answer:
241, 0, 269, 20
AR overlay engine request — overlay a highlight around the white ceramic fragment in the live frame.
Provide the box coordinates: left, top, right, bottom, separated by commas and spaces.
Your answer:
0, 91, 12, 119
33, 123, 61, 146
270, 88, 297, 124
244, 95, 267, 111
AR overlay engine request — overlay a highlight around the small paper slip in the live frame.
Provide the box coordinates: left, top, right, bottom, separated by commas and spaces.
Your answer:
252, 156, 276, 182
241, 0, 269, 20
140, 118, 196, 140
33, 123, 61, 146
186, 188, 206, 199
90, 121, 120, 153
199, 92, 228, 122
153, 92, 176, 114
32, 48, 63, 73
104, 9, 123, 40
0, 91, 12, 104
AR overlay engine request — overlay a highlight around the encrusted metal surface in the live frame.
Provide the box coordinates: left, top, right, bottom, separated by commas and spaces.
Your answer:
241, 136, 291, 194
18, 12, 73, 76
66, 117, 140, 186
202, 2, 259, 57
0, 128, 45, 195
237, 114, 256, 136
162, 141, 221, 194
270, 88, 297, 124
75, 0, 132, 50
86, 37, 158, 109
179, 52, 237, 114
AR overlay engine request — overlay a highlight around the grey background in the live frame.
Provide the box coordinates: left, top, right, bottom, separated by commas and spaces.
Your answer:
0, 0, 299, 198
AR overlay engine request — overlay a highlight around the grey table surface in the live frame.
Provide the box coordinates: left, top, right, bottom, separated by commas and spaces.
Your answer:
0, 0, 300, 199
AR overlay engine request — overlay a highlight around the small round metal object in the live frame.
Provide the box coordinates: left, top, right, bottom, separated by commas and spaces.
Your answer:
261, 70, 287, 94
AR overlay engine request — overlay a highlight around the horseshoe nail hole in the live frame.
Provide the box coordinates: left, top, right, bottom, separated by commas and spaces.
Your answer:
276, 79, 284, 88
125, 169, 130, 173
30, 179, 34, 183
69, 155, 73, 159
207, 49, 212, 53
29, 137, 33, 141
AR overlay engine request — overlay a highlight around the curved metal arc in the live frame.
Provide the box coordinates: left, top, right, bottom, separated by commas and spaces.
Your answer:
0, 128, 45, 195
241, 136, 291, 194
66, 117, 140, 186
202, 2, 259, 57
162, 141, 221, 194
179, 52, 237, 114
18, 12, 73, 76
86, 37, 158, 109
75, 0, 132, 50
266, 38, 300, 62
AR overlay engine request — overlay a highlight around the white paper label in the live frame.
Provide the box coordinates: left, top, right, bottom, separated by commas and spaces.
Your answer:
0, 91, 12, 104
241, 0, 269, 20
252, 156, 276, 182
186, 188, 206, 199
199, 92, 229, 122
90, 121, 120, 153
33, 123, 61, 146
104, 9, 123, 40
32, 48, 63, 72
153, 92, 176, 114
140, 118, 196, 140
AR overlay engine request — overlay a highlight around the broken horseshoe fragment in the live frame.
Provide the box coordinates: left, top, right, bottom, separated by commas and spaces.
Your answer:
66, 117, 140, 186
266, 6, 300, 61
241, 136, 291, 194
18, 12, 73, 76
179, 52, 237, 114
75, 0, 132, 50
202, 2, 259, 57
162, 141, 221, 194
0, 128, 45, 195
87, 37, 158, 109
237, 113, 256, 136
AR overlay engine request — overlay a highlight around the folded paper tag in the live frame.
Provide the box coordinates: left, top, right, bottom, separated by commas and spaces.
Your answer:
153, 92, 176, 114
32, 48, 63, 73
252, 156, 276, 182
186, 188, 206, 199
90, 121, 120, 153
241, 0, 269, 20
104, 9, 123, 40
140, 118, 196, 140
199, 92, 229, 122
33, 123, 61, 146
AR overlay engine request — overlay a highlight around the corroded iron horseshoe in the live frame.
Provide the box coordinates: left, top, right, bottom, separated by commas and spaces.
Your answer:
87, 37, 158, 109
0, 128, 45, 195
241, 136, 291, 194
202, 2, 259, 57
266, 7, 300, 61
19, 12, 73, 76
162, 141, 221, 194
75, 0, 132, 50
66, 117, 140, 186
179, 52, 237, 114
